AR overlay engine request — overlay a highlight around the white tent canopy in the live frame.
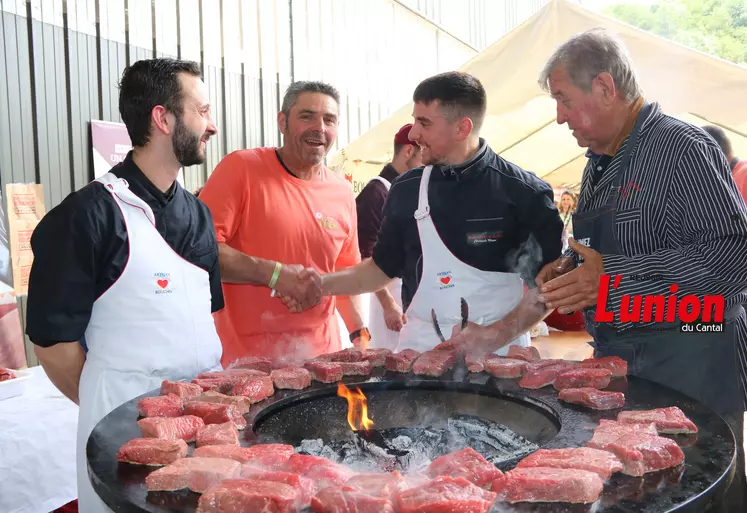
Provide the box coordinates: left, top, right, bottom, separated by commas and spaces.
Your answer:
330, 0, 747, 189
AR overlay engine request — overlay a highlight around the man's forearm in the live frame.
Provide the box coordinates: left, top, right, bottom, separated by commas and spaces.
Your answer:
375, 287, 396, 310
322, 258, 392, 297
34, 342, 86, 405
487, 288, 551, 349
336, 294, 365, 334
218, 242, 276, 285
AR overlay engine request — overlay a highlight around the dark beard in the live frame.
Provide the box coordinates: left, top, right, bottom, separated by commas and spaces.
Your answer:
172, 115, 204, 167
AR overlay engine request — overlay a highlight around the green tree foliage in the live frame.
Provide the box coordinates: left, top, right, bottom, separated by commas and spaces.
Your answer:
604, 0, 747, 65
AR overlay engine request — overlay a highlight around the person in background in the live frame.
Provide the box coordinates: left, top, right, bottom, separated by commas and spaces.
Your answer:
199, 81, 369, 367
702, 125, 747, 203
535, 29, 746, 511
26, 58, 223, 512
558, 190, 576, 250
355, 124, 422, 349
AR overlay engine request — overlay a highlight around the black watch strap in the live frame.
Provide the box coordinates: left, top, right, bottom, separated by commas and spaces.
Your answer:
349, 327, 370, 342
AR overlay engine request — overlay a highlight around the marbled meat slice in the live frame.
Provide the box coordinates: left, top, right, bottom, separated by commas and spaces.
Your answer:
553, 368, 612, 390
319, 348, 363, 362
231, 375, 274, 403
245, 444, 296, 470
304, 360, 344, 383
394, 476, 496, 513
465, 355, 485, 373
345, 471, 403, 499
558, 388, 625, 410
192, 378, 233, 394
229, 355, 273, 374
361, 348, 392, 367
586, 419, 658, 450
184, 401, 247, 430
198, 369, 267, 380
605, 433, 685, 477
412, 350, 455, 377
484, 357, 527, 379
193, 445, 253, 464
271, 367, 312, 390
117, 438, 188, 466
506, 345, 541, 362
339, 360, 373, 376
426, 447, 503, 487
145, 457, 242, 493
617, 406, 698, 434
492, 467, 604, 504
138, 415, 204, 442
524, 359, 568, 373
190, 391, 251, 414
311, 485, 395, 513
577, 355, 628, 377
385, 349, 421, 373
196, 422, 240, 447
241, 469, 317, 508
160, 380, 203, 398
515, 447, 623, 480
137, 393, 185, 418
284, 454, 353, 490
519, 362, 575, 389
197, 479, 300, 513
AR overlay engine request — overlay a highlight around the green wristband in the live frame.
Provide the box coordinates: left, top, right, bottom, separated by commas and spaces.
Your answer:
268, 262, 282, 290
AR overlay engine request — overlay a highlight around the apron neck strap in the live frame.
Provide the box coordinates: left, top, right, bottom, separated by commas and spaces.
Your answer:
414, 166, 434, 220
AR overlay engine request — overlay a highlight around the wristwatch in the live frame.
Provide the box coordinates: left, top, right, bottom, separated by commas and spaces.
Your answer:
349, 327, 371, 343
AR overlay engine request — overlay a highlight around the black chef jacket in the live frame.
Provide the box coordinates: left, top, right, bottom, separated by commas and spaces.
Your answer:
372, 139, 563, 312
26, 152, 224, 347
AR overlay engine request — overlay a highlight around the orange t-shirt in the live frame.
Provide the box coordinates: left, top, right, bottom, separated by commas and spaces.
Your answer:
733, 159, 747, 205
199, 148, 361, 367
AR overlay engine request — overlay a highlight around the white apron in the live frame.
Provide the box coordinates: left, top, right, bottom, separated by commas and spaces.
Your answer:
366, 176, 404, 350
396, 166, 531, 354
76, 173, 222, 512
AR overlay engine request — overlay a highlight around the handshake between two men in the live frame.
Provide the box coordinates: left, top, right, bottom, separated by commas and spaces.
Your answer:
270, 264, 323, 313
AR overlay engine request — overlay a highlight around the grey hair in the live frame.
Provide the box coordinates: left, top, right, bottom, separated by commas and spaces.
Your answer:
539, 28, 643, 101
281, 81, 340, 115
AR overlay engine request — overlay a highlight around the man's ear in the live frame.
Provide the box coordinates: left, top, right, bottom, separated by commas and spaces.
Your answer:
151, 105, 172, 136
593, 72, 617, 105
277, 111, 287, 136
456, 116, 474, 141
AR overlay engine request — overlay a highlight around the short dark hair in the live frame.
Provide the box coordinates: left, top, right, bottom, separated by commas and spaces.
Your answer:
413, 71, 487, 132
702, 125, 733, 157
118, 58, 203, 147
394, 142, 419, 155
281, 81, 340, 115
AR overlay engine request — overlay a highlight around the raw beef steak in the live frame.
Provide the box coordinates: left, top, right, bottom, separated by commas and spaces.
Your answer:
304, 360, 344, 383
427, 447, 503, 487
229, 355, 273, 374
196, 479, 300, 513
519, 362, 575, 389
117, 438, 188, 466
311, 486, 395, 513
465, 355, 485, 373
586, 419, 658, 450
192, 378, 233, 394
484, 357, 527, 379
385, 349, 421, 373
160, 380, 203, 398
361, 348, 392, 368
345, 472, 403, 499
190, 391, 251, 414
138, 415, 204, 442
492, 467, 604, 504
198, 369, 267, 380
184, 401, 247, 430
516, 447, 623, 480
284, 454, 353, 489
617, 406, 698, 434
577, 355, 628, 377
241, 469, 317, 507
412, 350, 456, 377
394, 476, 496, 513
145, 457, 242, 493
553, 368, 613, 390
245, 444, 296, 470
271, 367, 312, 390
506, 345, 541, 362
606, 433, 685, 476
339, 360, 373, 376
0, 368, 16, 381
137, 393, 185, 418
558, 388, 625, 410
196, 422, 240, 447
194, 445, 254, 464
319, 348, 363, 363
524, 359, 569, 373
231, 375, 274, 403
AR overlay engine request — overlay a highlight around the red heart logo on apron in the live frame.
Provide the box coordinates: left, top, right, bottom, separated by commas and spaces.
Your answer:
440, 276, 451, 285
157, 279, 169, 289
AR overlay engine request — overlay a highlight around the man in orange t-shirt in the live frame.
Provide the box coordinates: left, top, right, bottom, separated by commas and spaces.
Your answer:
703, 125, 747, 204
199, 81, 367, 367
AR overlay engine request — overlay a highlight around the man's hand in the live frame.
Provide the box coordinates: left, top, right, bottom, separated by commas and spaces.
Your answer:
535, 255, 574, 288
275, 265, 322, 312
383, 301, 407, 332
447, 322, 505, 358
538, 238, 604, 314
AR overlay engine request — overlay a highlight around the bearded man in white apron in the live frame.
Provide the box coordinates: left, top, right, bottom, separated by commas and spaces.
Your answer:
27, 58, 224, 512
320, 71, 563, 356
355, 124, 423, 350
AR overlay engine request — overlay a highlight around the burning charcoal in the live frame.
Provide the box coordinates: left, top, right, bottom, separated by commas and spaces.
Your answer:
446, 414, 539, 465
297, 439, 325, 456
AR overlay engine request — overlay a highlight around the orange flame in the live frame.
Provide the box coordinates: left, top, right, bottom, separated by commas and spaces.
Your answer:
337, 383, 374, 431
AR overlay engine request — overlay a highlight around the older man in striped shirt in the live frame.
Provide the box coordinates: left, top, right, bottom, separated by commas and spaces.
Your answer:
536, 29, 746, 510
